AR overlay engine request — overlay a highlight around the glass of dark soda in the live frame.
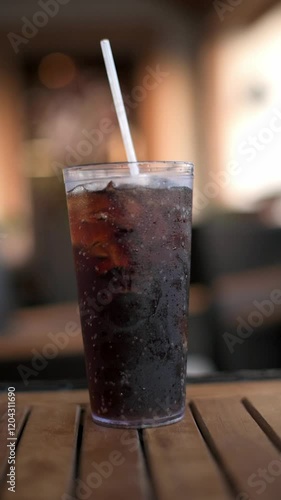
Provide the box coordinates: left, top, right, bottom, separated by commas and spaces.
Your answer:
64, 162, 193, 428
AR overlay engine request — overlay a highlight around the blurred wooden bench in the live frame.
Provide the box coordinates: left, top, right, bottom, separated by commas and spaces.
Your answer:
0, 302, 83, 361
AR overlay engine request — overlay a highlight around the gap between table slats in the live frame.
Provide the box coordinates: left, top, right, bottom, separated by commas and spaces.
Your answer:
142, 405, 233, 500
243, 394, 281, 451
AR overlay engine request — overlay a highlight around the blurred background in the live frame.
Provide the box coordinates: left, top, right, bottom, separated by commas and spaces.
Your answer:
0, 0, 281, 383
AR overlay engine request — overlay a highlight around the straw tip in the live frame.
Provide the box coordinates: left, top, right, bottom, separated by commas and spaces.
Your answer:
100, 39, 110, 46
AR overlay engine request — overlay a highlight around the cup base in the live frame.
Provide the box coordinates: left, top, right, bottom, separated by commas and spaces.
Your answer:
91, 409, 185, 429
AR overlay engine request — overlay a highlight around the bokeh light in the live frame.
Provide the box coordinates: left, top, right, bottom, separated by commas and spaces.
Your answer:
38, 53, 76, 89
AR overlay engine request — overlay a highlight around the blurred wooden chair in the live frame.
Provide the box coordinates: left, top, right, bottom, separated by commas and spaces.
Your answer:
197, 213, 281, 370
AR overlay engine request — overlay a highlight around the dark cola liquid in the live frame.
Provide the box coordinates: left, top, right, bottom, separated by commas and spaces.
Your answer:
67, 181, 192, 427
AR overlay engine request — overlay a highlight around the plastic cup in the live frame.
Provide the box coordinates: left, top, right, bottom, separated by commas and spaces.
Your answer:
64, 161, 193, 428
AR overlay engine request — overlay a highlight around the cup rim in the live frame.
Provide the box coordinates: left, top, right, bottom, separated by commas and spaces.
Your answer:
63, 161, 194, 179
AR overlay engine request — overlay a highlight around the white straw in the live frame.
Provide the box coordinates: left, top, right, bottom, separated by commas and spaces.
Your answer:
100, 39, 139, 176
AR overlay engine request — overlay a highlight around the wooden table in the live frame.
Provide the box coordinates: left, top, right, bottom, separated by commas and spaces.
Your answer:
0, 303, 83, 361
0, 289, 208, 362
0, 379, 281, 500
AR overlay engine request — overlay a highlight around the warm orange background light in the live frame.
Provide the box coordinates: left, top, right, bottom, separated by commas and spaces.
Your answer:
38, 53, 76, 89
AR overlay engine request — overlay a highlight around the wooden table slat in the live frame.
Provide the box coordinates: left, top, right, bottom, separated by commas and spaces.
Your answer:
77, 407, 149, 500
78, 407, 149, 500
0, 405, 80, 500
143, 406, 232, 500
192, 397, 281, 500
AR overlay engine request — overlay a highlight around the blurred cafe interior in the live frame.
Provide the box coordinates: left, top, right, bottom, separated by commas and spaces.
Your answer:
0, 0, 281, 384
